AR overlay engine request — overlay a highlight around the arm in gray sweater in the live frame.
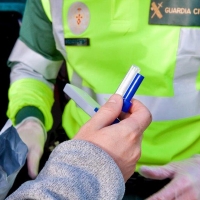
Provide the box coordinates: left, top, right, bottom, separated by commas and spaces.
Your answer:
6, 140, 125, 200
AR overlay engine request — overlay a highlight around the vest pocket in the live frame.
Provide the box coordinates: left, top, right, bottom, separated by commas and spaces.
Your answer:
110, 0, 139, 33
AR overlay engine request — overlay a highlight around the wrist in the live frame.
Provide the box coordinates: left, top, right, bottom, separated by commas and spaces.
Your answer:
15, 117, 47, 141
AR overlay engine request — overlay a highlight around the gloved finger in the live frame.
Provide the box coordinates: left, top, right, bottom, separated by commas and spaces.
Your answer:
175, 192, 197, 200
26, 147, 43, 179
146, 177, 193, 200
139, 165, 174, 180
89, 94, 123, 130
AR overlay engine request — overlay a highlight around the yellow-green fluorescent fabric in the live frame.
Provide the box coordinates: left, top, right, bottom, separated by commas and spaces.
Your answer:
42, 0, 200, 169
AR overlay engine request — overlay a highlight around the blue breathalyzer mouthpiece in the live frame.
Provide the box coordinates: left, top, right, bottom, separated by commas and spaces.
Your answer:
122, 73, 144, 112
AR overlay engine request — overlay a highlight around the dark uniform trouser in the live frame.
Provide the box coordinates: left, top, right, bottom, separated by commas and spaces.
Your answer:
123, 172, 171, 200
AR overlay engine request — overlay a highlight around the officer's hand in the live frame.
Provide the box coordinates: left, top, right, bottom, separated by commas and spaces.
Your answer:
74, 94, 152, 181
16, 119, 46, 179
139, 155, 200, 200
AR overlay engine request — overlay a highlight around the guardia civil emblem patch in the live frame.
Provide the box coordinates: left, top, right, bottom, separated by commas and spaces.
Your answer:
68, 2, 90, 35
149, 0, 200, 26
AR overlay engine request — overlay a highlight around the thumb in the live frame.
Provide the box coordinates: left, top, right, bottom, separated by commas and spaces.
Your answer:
90, 94, 123, 129
139, 165, 174, 180
26, 148, 43, 179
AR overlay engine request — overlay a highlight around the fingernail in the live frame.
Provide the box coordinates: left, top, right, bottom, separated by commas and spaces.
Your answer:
108, 94, 121, 103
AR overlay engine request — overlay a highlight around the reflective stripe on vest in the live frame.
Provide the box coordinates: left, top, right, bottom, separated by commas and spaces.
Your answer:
48, 0, 66, 58
9, 39, 63, 80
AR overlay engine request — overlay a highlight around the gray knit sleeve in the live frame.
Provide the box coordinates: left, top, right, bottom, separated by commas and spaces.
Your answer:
6, 140, 125, 200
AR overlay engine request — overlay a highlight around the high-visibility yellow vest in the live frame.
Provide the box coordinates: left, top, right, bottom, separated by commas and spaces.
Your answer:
41, 0, 200, 169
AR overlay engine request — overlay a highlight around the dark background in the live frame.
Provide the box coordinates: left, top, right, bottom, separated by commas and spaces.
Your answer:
0, 11, 20, 129
0, 9, 69, 196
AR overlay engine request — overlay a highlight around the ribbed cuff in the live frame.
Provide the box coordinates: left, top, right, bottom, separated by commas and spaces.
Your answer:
15, 106, 44, 125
